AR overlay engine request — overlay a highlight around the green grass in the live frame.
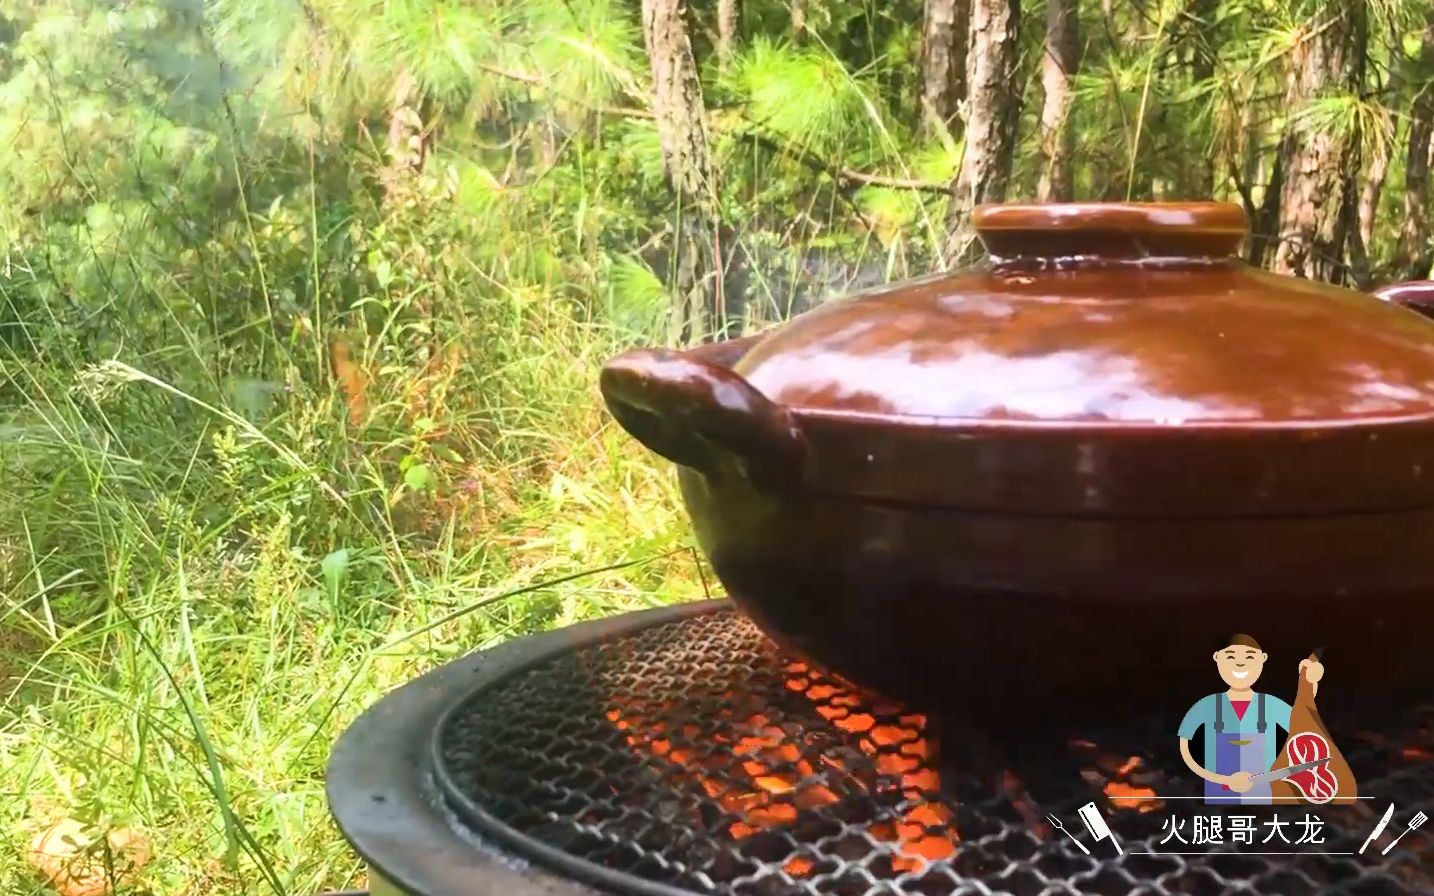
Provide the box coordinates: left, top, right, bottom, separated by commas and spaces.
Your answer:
0, 5, 926, 891
0, 286, 707, 895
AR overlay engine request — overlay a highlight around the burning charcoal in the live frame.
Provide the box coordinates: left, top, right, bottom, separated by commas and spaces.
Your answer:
329, 605, 1434, 896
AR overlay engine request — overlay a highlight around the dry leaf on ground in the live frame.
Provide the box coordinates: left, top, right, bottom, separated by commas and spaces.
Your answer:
27, 818, 151, 896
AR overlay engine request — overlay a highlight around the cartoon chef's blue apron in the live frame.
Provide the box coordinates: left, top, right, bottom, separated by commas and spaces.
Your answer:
1178, 691, 1293, 805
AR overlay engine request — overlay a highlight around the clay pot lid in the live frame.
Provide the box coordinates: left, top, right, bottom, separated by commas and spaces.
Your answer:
733, 202, 1434, 427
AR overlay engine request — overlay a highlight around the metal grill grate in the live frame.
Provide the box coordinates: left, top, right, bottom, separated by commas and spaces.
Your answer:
434, 609, 1434, 896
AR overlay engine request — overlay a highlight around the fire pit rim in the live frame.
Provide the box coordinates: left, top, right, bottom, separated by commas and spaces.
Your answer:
429, 642, 713, 896
325, 598, 729, 896
328, 597, 1434, 895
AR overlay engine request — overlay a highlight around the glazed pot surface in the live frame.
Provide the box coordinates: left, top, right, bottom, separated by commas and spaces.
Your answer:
603, 203, 1434, 516
683, 469, 1434, 727
600, 201, 1434, 720
1375, 279, 1434, 320
735, 263, 1434, 426
733, 203, 1434, 427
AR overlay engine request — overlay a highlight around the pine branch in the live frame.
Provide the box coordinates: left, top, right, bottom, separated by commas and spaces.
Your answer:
730, 123, 952, 194
475, 62, 657, 119
474, 63, 951, 195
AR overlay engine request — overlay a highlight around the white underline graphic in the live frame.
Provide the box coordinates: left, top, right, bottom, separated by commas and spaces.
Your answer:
1151, 851, 1356, 855
1108, 795, 1376, 800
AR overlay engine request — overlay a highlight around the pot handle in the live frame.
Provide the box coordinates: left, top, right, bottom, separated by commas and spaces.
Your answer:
600, 340, 806, 487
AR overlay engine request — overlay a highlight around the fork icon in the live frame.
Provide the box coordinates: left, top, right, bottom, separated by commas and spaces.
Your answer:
1381, 811, 1427, 856
1046, 813, 1091, 855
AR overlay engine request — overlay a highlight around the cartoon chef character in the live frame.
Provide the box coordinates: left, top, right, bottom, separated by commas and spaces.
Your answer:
1177, 633, 1324, 805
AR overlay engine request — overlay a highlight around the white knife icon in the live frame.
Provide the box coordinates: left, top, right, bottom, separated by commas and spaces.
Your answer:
1359, 804, 1396, 855
1078, 801, 1123, 855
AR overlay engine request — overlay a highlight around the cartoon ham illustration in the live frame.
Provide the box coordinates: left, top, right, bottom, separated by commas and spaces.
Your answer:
1178, 636, 1362, 805
1269, 650, 1358, 805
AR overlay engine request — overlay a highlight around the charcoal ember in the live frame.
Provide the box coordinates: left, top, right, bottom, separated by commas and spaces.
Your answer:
435, 610, 1434, 896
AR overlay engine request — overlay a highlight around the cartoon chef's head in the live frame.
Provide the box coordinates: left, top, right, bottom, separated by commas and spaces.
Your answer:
1213, 633, 1267, 689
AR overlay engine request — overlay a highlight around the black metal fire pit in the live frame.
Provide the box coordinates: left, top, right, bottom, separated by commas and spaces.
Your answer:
326, 600, 1434, 896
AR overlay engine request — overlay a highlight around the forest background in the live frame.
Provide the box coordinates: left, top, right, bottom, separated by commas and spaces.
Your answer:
1, 0, 1431, 893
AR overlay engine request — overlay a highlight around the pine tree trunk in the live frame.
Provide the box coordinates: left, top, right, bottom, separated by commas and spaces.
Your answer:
380, 68, 443, 399
1396, 25, 1434, 280
641, 0, 722, 341
1188, 0, 1218, 197
1245, 153, 1284, 266
1099, 0, 1138, 49
718, 0, 739, 71
921, 0, 969, 137
1357, 142, 1388, 259
1036, 0, 1079, 201
381, 69, 429, 207
944, 0, 1022, 263
1270, 4, 1367, 284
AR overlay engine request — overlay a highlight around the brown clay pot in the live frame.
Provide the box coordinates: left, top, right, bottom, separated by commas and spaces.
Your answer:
1374, 279, 1434, 321
601, 203, 1434, 728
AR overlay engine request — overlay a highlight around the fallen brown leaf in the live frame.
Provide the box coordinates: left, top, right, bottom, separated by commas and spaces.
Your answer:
27, 818, 151, 896
329, 335, 370, 426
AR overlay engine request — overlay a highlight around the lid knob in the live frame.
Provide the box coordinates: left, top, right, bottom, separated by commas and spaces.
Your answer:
974, 202, 1248, 263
